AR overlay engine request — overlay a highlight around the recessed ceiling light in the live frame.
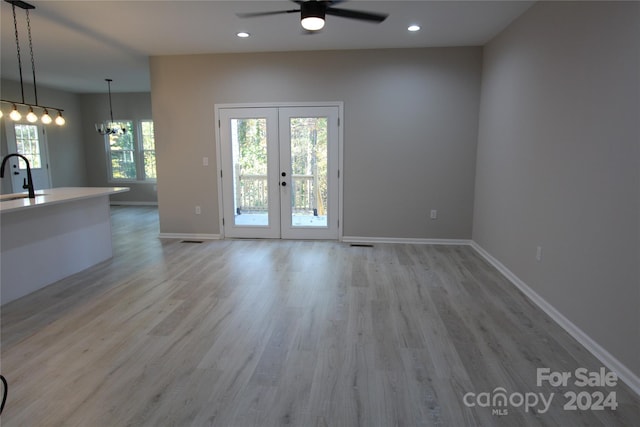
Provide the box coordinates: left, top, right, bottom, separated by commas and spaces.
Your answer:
236, 32, 250, 38
408, 25, 421, 32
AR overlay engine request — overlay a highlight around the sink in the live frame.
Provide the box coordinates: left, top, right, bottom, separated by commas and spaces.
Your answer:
0, 193, 46, 202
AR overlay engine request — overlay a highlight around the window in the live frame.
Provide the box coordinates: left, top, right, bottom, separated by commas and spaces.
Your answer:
140, 120, 156, 180
106, 120, 156, 182
14, 124, 42, 169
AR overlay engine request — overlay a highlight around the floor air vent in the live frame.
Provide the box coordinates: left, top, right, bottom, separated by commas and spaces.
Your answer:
181, 240, 204, 244
349, 243, 374, 248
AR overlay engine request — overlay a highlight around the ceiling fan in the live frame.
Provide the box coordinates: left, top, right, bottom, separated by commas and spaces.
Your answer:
236, 0, 389, 32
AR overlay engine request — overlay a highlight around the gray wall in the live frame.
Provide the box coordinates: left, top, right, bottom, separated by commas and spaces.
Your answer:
79, 92, 157, 203
1, 78, 87, 192
473, 1, 639, 377
150, 47, 482, 237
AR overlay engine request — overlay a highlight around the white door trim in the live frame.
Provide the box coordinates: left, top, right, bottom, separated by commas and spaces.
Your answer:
215, 102, 343, 240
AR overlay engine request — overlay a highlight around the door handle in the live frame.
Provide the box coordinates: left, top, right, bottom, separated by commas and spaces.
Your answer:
281, 181, 287, 187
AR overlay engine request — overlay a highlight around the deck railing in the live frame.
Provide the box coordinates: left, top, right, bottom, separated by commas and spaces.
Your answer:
235, 173, 324, 215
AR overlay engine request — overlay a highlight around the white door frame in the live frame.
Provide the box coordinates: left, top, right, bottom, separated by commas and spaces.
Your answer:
215, 102, 344, 240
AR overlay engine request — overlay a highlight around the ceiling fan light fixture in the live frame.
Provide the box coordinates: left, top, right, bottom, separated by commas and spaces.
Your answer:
301, 1, 325, 31
301, 16, 324, 31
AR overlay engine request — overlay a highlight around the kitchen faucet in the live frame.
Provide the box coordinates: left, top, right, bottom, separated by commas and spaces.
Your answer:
0, 154, 36, 199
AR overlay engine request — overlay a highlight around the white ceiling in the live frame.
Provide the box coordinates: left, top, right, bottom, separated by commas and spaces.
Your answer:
1, 1, 534, 93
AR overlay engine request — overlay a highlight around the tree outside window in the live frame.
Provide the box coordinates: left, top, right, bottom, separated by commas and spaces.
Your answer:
106, 120, 156, 182
140, 120, 156, 180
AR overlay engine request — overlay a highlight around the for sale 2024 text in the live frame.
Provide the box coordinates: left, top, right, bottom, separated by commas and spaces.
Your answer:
537, 367, 618, 411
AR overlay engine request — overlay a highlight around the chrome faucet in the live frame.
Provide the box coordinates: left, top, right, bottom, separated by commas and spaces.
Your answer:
0, 154, 36, 199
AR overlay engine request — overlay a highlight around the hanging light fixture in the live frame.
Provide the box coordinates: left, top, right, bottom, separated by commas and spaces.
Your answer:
95, 79, 126, 136
0, 0, 65, 125
300, 1, 325, 31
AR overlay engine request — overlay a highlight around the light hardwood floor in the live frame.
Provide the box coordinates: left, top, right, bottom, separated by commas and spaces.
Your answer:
1, 206, 638, 426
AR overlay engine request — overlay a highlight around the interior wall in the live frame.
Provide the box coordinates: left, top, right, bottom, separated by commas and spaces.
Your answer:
79, 92, 157, 203
150, 47, 482, 237
1, 78, 87, 192
473, 1, 640, 378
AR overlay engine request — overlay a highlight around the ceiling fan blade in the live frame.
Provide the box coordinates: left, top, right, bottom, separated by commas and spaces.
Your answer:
325, 7, 388, 23
291, 0, 347, 3
236, 9, 299, 18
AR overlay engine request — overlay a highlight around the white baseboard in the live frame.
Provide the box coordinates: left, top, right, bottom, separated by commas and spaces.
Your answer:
342, 236, 472, 246
470, 241, 640, 397
158, 233, 221, 240
110, 201, 158, 206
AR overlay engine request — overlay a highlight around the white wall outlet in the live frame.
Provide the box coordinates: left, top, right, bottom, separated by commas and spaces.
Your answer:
536, 246, 542, 262
430, 209, 438, 220
202, 157, 209, 166
195, 206, 201, 215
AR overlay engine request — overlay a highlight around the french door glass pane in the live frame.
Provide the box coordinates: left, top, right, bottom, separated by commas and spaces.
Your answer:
231, 118, 269, 226
13, 124, 42, 169
289, 117, 328, 228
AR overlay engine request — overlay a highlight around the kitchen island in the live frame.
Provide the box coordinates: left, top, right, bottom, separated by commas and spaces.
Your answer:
1, 187, 129, 305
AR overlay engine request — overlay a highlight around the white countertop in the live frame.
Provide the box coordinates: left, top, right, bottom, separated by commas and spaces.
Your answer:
0, 187, 130, 214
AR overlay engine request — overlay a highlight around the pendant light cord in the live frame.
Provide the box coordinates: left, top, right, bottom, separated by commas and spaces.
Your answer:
11, 3, 25, 104
26, 8, 38, 106
107, 79, 115, 123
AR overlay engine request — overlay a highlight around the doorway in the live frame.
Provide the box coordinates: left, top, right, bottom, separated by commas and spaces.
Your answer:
4, 122, 52, 191
217, 104, 341, 239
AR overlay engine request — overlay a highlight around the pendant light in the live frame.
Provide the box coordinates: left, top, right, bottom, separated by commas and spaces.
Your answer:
95, 79, 126, 136
0, 0, 65, 125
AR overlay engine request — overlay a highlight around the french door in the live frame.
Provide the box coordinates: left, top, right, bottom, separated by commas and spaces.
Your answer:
4, 122, 52, 191
218, 105, 340, 239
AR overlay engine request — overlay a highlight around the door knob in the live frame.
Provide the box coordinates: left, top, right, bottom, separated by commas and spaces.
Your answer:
281, 172, 287, 177
281, 181, 287, 187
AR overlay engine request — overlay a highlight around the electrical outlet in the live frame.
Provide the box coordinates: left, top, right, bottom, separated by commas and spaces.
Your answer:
195, 206, 201, 215
536, 246, 542, 262
202, 157, 209, 166
430, 209, 437, 220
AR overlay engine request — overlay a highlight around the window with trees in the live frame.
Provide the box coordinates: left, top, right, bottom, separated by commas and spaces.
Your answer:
106, 120, 156, 182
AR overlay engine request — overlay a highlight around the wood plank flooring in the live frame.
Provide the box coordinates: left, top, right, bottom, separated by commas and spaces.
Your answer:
1, 206, 638, 426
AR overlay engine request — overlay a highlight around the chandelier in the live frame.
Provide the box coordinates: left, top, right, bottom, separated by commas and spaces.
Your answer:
0, 0, 65, 125
95, 78, 126, 136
